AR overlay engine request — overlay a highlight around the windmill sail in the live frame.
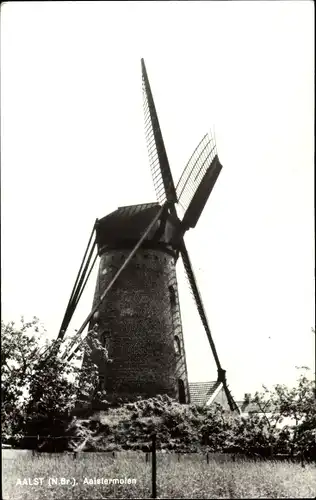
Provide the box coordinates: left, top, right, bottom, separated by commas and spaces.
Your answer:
179, 240, 222, 372
180, 240, 239, 412
176, 133, 222, 229
57, 222, 98, 340
141, 58, 177, 204
54, 58, 238, 411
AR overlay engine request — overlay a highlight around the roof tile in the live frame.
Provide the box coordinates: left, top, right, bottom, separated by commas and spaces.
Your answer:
189, 381, 219, 406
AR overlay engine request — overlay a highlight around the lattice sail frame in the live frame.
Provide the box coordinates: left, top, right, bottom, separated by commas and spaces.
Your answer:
176, 132, 217, 214
143, 92, 165, 204
141, 59, 177, 205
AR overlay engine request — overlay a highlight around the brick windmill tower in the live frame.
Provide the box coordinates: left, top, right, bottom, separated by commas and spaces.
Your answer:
57, 59, 238, 411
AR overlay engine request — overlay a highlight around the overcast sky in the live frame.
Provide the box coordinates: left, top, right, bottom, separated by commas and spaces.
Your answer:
1, 1, 314, 400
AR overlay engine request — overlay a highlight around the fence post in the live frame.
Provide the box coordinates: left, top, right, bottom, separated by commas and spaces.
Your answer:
32, 434, 39, 456
206, 452, 209, 464
146, 452, 149, 463
151, 433, 157, 499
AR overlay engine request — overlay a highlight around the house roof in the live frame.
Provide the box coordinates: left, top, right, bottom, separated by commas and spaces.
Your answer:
189, 381, 219, 406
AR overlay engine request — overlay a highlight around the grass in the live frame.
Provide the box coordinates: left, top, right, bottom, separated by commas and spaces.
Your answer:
2, 450, 315, 499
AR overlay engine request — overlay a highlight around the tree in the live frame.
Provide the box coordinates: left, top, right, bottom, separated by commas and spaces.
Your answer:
1, 317, 43, 438
1, 317, 111, 447
273, 368, 316, 459
244, 367, 316, 460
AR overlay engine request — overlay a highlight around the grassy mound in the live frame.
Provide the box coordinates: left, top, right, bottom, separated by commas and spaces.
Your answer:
65, 395, 218, 453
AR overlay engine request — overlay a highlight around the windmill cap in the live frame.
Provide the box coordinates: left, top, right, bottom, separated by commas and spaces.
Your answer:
95, 203, 164, 251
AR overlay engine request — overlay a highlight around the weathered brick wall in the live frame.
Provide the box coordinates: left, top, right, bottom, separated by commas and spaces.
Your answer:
86, 246, 189, 403
167, 263, 190, 404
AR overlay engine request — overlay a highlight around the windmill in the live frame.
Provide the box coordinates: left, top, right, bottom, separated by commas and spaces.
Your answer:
56, 59, 239, 411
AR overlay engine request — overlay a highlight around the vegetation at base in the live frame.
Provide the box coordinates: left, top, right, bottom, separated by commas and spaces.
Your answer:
2, 451, 316, 499
1, 317, 109, 448
65, 389, 316, 460
1, 318, 316, 461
